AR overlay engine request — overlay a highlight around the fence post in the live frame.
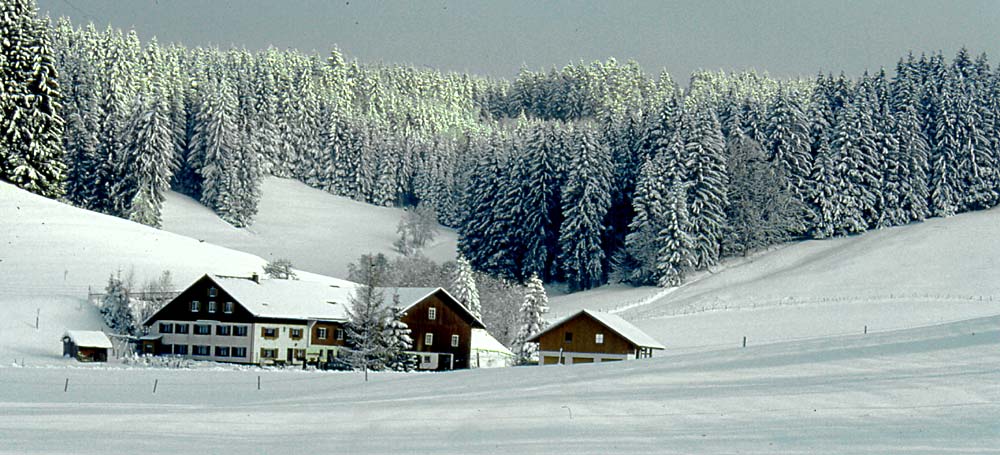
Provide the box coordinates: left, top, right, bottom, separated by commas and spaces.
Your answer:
742, 336, 747, 348
864, 325, 867, 335
153, 379, 158, 394
257, 375, 261, 391
63, 378, 69, 392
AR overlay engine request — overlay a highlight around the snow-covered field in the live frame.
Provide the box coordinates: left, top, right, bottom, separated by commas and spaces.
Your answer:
3, 182, 1000, 453
161, 177, 459, 278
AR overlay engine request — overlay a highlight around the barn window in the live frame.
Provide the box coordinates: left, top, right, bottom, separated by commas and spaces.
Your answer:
564, 332, 573, 343
335, 328, 344, 340
451, 334, 460, 347
262, 327, 278, 338
233, 325, 248, 337
194, 324, 211, 335
317, 328, 328, 340
174, 323, 189, 334
190, 301, 200, 312
290, 328, 303, 339
232, 347, 247, 358
214, 346, 230, 357
159, 323, 173, 334
224, 302, 233, 314
595, 333, 605, 344
173, 345, 188, 355
208, 301, 217, 313
216, 325, 231, 336
425, 333, 434, 346
260, 348, 277, 359
428, 307, 437, 320
423, 355, 432, 363
193, 345, 210, 356
208, 287, 218, 297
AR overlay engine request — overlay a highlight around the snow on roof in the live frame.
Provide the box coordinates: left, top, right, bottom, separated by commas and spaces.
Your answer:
471, 328, 514, 356
211, 275, 357, 321
528, 309, 666, 350
62, 331, 113, 349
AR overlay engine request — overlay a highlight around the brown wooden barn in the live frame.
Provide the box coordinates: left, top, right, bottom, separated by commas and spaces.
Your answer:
141, 274, 488, 370
62, 330, 113, 362
527, 309, 665, 365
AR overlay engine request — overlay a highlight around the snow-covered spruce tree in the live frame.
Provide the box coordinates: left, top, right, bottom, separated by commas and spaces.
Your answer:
394, 204, 439, 256
113, 90, 176, 227
830, 98, 878, 235
656, 184, 695, 287
683, 104, 728, 270
558, 124, 612, 291
382, 305, 417, 372
0, 0, 66, 198
512, 274, 548, 365
928, 78, 963, 217
345, 256, 390, 378
765, 86, 812, 203
264, 259, 297, 280
891, 57, 931, 223
101, 271, 135, 336
451, 255, 482, 319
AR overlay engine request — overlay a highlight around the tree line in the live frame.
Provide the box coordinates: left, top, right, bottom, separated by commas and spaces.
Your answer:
4, 1, 1000, 292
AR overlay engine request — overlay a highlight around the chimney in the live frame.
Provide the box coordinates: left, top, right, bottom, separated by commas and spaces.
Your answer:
250, 272, 260, 284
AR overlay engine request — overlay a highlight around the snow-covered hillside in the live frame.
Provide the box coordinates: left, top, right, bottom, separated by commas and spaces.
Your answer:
550, 207, 1000, 351
161, 177, 459, 278
0, 182, 271, 363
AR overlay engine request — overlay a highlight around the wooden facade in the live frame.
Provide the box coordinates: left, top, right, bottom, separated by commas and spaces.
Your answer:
62, 331, 112, 362
528, 310, 665, 366
401, 290, 482, 370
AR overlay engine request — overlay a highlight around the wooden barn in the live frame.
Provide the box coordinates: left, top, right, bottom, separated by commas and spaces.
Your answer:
62, 330, 113, 362
528, 309, 665, 365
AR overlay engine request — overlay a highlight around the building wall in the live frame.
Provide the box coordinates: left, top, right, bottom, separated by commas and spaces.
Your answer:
539, 351, 628, 365
252, 321, 311, 365
151, 319, 255, 364
536, 313, 636, 358
402, 292, 474, 370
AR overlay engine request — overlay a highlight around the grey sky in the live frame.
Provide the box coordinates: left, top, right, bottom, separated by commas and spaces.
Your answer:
37, 0, 1000, 80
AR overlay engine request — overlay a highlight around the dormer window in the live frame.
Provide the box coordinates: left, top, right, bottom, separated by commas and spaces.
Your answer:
428, 307, 437, 320
208, 287, 217, 297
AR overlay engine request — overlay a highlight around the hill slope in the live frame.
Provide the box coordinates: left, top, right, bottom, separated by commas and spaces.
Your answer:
0, 182, 273, 363
160, 177, 459, 278
551, 207, 1000, 351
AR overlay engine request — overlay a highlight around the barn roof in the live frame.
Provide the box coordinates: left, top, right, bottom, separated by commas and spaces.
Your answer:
62, 330, 113, 349
527, 309, 666, 350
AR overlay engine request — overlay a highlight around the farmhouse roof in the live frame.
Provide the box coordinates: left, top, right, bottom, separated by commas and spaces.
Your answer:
527, 309, 666, 350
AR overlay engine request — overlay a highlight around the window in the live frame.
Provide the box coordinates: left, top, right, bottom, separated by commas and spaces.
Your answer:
425, 333, 434, 346
161, 344, 172, 354
159, 323, 173, 334
564, 332, 573, 343
260, 348, 277, 359
214, 346, 230, 357
208, 287, 217, 297
208, 301, 217, 313
190, 301, 200, 312
193, 345, 210, 356
262, 327, 278, 338
173, 345, 188, 355
216, 325, 231, 336
231, 347, 247, 358
224, 301, 233, 314
423, 355, 431, 363
335, 328, 344, 341
428, 307, 437, 320
451, 334, 460, 347
595, 333, 604, 344
317, 327, 328, 340
293, 349, 305, 360
194, 324, 211, 335
174, 323, 189, 334
290, 328, 303, 340
233, 325, 248, 337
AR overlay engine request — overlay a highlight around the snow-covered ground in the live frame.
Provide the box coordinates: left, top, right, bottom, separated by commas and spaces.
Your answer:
1, 315, 997, 454
3, 182, 1000, 453
161, 177, 459, 278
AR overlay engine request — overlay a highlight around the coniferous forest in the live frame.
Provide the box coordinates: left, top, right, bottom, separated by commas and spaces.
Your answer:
5, 0, 1000, 292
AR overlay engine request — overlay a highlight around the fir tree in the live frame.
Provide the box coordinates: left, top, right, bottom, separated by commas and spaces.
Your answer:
382, 305, 417, 372
656, 185, 696, 287
451, 255, 482, 319
511, 274, 548, 365
345, 256, 390, 379
683, 104, 728, 269
558, 124, 612, 291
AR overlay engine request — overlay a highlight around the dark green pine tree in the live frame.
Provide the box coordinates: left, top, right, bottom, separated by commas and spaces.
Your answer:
558, 124, 612, 291
929, 76, 963, 217
0, 0, 66, 198
114, 89, 176, 227
891, 55, 931, 223
683, 104, 728, 270
830, 98, 878, 235
765, 86, 812, 204
656, 185, 695, 287
516, 120, 567, 281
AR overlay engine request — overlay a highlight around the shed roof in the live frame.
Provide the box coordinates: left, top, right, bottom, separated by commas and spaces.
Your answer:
527, 309, 665, 350
62, 330, 113, 349
471, 328, 514, 356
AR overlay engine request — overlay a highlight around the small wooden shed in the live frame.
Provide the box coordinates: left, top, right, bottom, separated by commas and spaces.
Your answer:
528, 309, 665, 365
62, 330, 112, 362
